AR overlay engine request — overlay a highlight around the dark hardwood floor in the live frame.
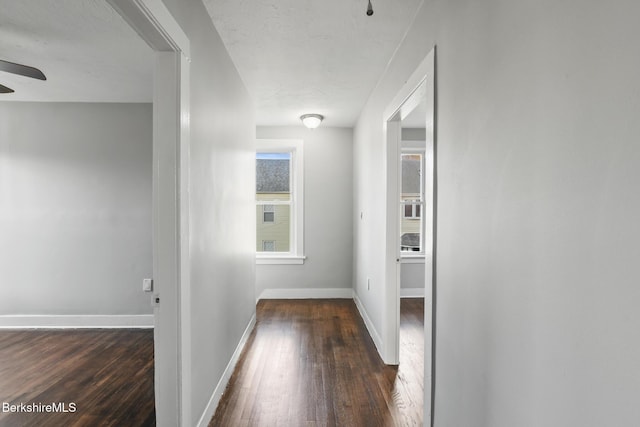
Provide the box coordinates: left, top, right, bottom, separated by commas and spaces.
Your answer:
399, 298, 425, 423
210, 298, 424, 427
0, 329, 155, 427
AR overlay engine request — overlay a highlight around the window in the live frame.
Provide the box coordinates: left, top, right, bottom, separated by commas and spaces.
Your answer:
262, 240, 276, 252
400, 152, 425, 254
256, 139, 305, 264
404, 201, 421, 219
263, 204, 275, 223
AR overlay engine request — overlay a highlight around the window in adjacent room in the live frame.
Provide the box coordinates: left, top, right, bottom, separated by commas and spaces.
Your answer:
400, 152, 425, 254
256, 139, 305, 264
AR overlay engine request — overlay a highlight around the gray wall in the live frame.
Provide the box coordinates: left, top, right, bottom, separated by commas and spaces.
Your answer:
401, 128, 426, 141
354, 0, 640, 425
401, 263, 425, 292
160, 0, 257, 423
0, 102, 152, 316
256, 126, 353, 296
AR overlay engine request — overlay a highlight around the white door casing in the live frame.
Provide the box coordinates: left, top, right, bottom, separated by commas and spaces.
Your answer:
107, 1, 191, 425
383, 47, 435, 427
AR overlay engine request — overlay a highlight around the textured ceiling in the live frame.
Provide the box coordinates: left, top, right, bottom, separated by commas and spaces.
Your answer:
402, 101, 428, 129
1, 0, 423, 124
0, 0, 153, 102
204, 0, 423, 127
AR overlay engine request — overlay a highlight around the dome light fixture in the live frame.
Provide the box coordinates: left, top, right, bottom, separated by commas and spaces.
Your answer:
300, 113, 324, 129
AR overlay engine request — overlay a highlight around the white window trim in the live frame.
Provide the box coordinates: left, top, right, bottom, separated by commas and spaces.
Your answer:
401, 255, 426, 263
256, 139, 305, 264
256, 255, 306, 265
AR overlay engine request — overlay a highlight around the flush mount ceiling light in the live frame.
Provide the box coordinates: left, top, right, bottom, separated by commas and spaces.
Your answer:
300, 114, 324, 129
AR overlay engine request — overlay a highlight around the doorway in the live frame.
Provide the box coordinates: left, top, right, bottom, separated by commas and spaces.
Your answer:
383, 47, 435, 425
108, 1, 191, 425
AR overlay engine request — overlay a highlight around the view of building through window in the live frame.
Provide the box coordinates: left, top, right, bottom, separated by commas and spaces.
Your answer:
256, 152, 291, 252
400, 153, 424, 253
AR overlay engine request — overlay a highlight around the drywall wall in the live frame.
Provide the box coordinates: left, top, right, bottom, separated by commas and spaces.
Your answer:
354, 0, 640, 425
401, 263, 425, 293
159, 0, 256, 424
256, 126, 353, 297
402, 128, 426, 141
0, 102, 152, 317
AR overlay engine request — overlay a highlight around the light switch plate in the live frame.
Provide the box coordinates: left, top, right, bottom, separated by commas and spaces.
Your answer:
143, 278, 153, 292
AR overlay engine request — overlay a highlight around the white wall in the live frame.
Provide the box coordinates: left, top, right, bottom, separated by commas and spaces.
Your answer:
354, 0, 640, 425
0, 102, 152, 317
159, 0, 256, 423
256, 126, 353, 298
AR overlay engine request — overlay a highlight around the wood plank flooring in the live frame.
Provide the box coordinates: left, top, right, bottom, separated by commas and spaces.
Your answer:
0, 329, 155, 427
210, 298, 424, 427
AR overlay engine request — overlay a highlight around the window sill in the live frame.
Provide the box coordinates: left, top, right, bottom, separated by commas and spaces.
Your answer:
400, 255, 425, 264
256, 255, 306, 265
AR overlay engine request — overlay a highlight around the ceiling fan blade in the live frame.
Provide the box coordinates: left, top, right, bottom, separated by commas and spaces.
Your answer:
0, 83, 15, 93
0, 60, 46, 80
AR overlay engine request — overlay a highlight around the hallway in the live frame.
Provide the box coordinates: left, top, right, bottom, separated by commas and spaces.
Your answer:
210, 299, 424, 426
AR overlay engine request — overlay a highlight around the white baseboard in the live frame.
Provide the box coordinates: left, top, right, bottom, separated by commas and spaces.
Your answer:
196, 314, 256, 427
0, 314, 154, 329
352, 292, 384, 359
257, 287, 354, 301
401, 288, 426, 298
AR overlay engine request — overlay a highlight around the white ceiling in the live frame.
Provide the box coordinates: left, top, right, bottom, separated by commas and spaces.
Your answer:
1, 0, 423, 126
204, 0, 423, 127
402, 101, 427, 129
0, 0, 153, 102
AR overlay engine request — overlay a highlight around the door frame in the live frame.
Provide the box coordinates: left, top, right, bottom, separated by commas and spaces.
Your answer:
382, 47, 435, 426
107, 1, 191, 425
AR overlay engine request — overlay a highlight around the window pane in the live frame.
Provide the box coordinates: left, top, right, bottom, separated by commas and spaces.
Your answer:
256, 152, 292, 253
256, 204, 290, 252
401, 200, 422, 252
257, 152, 291, 201
400, 219, 422, 252
401, 154, 421, 196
